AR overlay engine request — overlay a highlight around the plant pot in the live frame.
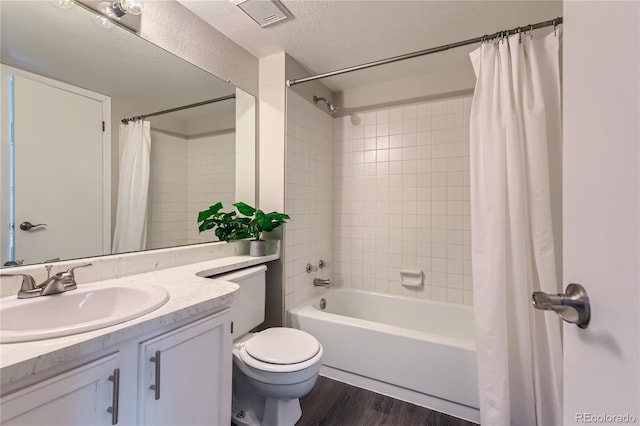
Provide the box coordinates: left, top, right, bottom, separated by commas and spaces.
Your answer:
249, 240, 266, 257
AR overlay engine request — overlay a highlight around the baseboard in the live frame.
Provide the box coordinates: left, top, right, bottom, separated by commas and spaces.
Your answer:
320, 365, 480, 424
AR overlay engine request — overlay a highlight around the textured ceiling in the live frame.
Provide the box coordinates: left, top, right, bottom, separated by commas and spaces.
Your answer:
179, 0, 562, 91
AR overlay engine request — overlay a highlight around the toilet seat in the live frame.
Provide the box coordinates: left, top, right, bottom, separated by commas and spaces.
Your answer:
238, 328, 322, 373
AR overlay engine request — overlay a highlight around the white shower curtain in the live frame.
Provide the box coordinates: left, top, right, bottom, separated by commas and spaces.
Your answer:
469, 32, 563, 425
112, 120, 151, 253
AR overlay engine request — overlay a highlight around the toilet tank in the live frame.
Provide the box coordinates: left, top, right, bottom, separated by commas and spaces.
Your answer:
213, 265, 266, 338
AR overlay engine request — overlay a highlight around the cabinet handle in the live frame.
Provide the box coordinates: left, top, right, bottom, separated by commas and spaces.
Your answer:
107, 368, 120, 425
149, 351, 161, 400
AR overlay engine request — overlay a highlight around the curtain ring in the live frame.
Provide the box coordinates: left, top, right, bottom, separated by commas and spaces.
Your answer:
517, 27, 522, 43
553, 18, 558, 37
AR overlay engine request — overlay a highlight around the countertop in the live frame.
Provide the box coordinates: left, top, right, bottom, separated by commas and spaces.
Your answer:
0, 254, 278, 388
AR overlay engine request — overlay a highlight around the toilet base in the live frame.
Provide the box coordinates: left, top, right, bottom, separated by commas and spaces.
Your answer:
231, 406, 261, 426
232, 398, 301, 426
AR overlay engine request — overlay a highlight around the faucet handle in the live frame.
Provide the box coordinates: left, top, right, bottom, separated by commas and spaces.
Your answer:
66, 263, 93, 276
3, 273, 36, 290
63, 263, 92, 289
3, 273, 39, 298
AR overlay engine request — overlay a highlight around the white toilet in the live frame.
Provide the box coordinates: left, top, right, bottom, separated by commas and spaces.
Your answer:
216, 265, 323, 426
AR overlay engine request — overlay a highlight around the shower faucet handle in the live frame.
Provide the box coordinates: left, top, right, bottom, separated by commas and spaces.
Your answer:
319, 259, 326, 269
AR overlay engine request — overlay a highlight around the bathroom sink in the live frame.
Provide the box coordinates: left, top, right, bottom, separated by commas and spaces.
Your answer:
0, 283, 170, 343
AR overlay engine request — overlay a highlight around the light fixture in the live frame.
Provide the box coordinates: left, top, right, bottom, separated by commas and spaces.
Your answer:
97, 0, 144, 18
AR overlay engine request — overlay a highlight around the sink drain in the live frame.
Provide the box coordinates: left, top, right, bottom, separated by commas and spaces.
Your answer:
320, 298, 326, 310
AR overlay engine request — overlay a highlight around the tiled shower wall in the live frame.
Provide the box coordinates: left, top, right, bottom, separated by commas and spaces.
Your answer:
147, 130, 235, 249
284, 91, 334, 312
332, 95, 473, 305
147, 131, 189, 249
186, 132, 236, 244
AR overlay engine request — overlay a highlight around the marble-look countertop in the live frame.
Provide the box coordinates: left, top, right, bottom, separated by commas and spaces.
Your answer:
0, 254, 278, 388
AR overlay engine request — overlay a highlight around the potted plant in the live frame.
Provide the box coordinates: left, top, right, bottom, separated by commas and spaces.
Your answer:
197, 202, 251, 242
197, 202, 290, 257
233, 202, 290, 257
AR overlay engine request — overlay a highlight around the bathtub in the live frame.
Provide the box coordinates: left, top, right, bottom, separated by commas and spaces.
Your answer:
288, 288, 479, 423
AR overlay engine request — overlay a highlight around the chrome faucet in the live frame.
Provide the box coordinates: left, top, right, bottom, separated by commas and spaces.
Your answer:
3, 263, 92, 299
38, 271, 73, 296
313, 278, 332, 288
8, 274, 40, 299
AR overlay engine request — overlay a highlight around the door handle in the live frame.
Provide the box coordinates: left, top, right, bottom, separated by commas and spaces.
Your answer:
149, 351, 161, 400
19, 221, 47, 231
107, 368, 120, 425
532, 283, 591, 329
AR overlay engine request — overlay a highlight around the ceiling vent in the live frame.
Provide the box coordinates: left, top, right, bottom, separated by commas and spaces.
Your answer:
236, 0, 291, 28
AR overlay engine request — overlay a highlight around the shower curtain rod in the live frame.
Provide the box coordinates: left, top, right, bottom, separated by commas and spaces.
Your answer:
286, 17, 562, 87
121, 93, 236, 124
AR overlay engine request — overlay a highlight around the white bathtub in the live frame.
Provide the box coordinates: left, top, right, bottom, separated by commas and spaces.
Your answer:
288, 288, 479, 423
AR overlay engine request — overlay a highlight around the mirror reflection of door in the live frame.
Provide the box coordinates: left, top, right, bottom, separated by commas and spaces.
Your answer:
8, 70, 110, 264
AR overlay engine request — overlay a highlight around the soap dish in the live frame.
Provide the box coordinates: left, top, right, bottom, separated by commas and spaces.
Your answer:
400, 270, 423, 287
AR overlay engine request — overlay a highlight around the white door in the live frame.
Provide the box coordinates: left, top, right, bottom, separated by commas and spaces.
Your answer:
562, 2, 639, 423
0, 354, 120, 425
12, 73, 106, 264
138, 310, 232, 426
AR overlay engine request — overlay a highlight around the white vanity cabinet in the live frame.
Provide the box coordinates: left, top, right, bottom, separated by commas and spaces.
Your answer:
1, 309, 233, 426
0, 353, 120, 425
138, 311, 232, 425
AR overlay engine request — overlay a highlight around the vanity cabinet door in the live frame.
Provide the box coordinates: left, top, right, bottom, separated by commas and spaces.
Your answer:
138, 309, 232, 426
0, 353, 120, 426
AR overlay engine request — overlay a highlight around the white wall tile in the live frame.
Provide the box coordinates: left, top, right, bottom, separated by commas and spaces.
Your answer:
284, 94, 471, 308
284, 91, 334, 312
333, 95, 472, 305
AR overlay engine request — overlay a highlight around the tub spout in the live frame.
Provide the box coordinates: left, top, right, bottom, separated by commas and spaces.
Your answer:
313, 278, 331, 288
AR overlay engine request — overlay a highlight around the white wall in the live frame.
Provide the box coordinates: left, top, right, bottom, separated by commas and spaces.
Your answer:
140, 1, 258, 96
336, 67, 474, 113
258, 53, 287, 214
235, 89, 256, 205
284, 90, 334, 311
333, 95, 473, 304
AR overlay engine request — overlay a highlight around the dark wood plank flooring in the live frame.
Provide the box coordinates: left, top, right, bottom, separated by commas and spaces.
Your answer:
297, 376, 477, 426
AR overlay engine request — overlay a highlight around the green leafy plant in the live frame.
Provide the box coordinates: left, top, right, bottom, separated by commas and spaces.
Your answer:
197, 202, 251, 242
233, 202, 290, 241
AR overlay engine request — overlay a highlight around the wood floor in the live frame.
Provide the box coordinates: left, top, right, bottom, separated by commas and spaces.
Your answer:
297, 376, 477, 426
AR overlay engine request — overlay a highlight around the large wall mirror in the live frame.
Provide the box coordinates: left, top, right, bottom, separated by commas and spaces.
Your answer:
0, 1, 256, 267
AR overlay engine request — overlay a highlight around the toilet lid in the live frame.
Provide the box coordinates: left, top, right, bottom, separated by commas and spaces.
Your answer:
244, 328, 320, 365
